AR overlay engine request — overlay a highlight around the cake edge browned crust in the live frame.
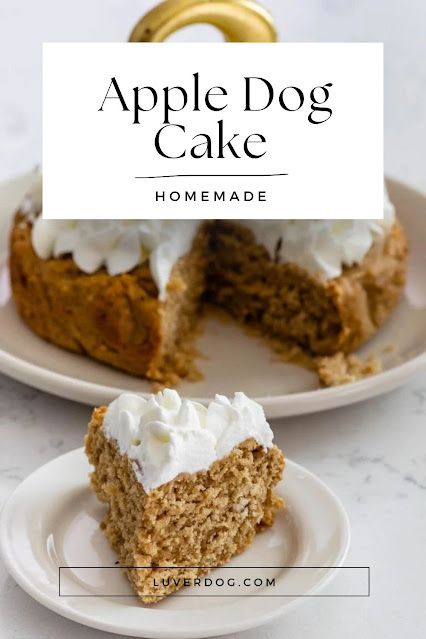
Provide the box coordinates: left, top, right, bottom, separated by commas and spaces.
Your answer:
9, 214, 209, 383
326, 221, 408, 354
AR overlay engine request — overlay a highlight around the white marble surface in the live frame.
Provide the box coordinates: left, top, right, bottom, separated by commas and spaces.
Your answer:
1, 0, 426, 637
1, 373, 426, 638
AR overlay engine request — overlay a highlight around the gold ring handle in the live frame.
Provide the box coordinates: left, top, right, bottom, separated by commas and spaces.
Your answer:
129, 0, 277, 43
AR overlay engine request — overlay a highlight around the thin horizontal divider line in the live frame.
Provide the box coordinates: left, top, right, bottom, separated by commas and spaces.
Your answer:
134, 172, 288, 179
58, 594, 371, 598
59, 565, 369, 569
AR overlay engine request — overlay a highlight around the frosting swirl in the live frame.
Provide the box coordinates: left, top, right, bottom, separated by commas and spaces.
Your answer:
241, 189, 395, 279
31, 217, 199, 299
102, 389, 273, 492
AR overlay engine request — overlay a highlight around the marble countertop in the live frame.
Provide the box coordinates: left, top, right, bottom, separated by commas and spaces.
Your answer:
1, 373, 426, 638
1, 0, 426, 637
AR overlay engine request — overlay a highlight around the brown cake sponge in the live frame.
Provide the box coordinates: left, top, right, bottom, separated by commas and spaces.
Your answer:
85, 406, 285, 603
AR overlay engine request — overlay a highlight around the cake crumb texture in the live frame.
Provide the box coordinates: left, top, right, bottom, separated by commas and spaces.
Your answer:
207, 221, 408, 357
317, 351, 382, 387
85, 406, 285, 603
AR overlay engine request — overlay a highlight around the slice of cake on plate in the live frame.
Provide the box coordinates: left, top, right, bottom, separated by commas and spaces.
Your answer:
9, 173, 408, 385
85, 389, 285, 603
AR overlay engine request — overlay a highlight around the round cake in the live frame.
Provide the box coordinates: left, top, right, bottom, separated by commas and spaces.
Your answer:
9, 174, 408, 385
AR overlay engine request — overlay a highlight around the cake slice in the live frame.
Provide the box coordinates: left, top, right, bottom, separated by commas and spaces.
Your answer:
85, 389, 285, 603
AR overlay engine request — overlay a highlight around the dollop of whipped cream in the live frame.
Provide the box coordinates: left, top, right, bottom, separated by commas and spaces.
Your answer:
24, 173, 199, 301
102, 389, 273, 492
20, 170, 42, 218
31, 217, 199, 299
241, 186, 395, 279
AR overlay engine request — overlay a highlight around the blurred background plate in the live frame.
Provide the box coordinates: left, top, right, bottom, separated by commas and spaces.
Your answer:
0, 172, 426, 417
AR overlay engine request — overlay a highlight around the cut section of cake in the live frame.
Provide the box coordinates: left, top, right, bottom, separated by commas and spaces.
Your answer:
9, 173, 408, 386
207, 216, 407, 357
85, 389, 285, 603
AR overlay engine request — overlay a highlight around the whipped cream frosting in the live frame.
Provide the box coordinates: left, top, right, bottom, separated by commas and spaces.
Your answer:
242, 189, 395, 280
23, 172, 199, 300
102, 389, 273, 492
31, 217, 199, 299
20, 171, 42, 218
22, 173, 395, 293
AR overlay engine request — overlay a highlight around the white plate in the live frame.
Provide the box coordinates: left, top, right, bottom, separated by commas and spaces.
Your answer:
0, 448, 350, 638
0, 173, 425, 417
